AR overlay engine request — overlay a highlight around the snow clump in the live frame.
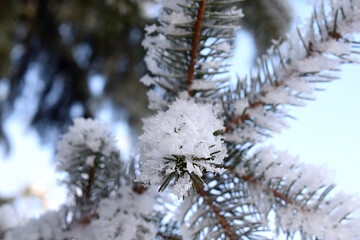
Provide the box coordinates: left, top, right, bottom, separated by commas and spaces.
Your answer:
136, 99, 227, 198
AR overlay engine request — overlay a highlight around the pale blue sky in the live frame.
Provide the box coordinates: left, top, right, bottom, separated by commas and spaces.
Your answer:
268, 63, 360, 195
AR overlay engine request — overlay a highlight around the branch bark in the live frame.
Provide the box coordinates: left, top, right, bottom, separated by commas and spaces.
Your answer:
187, 0, 207, 96
237, 173, 310, 212
196, 185, 235, 240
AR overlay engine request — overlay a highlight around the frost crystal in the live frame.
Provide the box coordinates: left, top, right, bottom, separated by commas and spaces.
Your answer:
56, 118, 121, 205
137, 99, 227, 198
56, 118, 118, 168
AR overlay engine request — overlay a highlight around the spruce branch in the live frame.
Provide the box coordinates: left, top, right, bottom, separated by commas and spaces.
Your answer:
237, 173, 310, 213
85, 160, 96, 200
4, 185, 158, 240
141, 0, 243, 109
178, 173, 268, 239
55, 118, 122, 225
195, 184, 236, 240
136, 98, 226, 198
232, 147, 360, 239
224, 1, 360, 145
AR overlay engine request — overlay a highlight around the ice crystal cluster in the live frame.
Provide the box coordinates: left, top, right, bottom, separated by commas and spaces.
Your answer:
137, 99, 227, 198
56, 118, 121, 205
56, 118, 119, 166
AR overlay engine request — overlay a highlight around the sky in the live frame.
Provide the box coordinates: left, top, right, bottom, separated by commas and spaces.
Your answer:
0, 0, 359, 228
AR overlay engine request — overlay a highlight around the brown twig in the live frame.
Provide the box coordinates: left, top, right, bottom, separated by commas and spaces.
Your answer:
196, 185, 235, 240
225, 101, 264, 133
238, 173, 310, 212
86, 165, 96, 199
187, 0, 207, 96
225, 12, 345, 133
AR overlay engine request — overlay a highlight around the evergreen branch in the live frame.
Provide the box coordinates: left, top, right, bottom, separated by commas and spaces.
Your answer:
4, 185, 158, 239
238, 173, 310, 213
85, 160, 96, 199
224, 1, 360, 145
178, 173, 267, 239
195, 185, 236, 240
141, 0, 242, 109
187, 0, 207, 96
232, 147, 360, 239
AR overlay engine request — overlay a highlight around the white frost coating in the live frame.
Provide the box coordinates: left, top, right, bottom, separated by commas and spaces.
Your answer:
159, 11, 192, 25
246, 106, 288, 133
197, 60, 223, 70
144, 24, 157, 35
56, 118, 118, 171
136, 98, 227, 198
258, 85, 305, 106
293, 55, 340, 73
285, 77, 314, 94
147, 89, 168, 110
5, 186, 157, 240
0, 204, 18, 232
140, 74, 155, 86
237, 147, 360, 239
275, 192, 360, 239
225, 6, 244, 17
172, 173, 192, 197
144, 54, 162, 75
338, 9, 360, 34
161, 0, 188, 11
212, 42, 231, 52
4, 210, 63, 240
142, 34, 171, 50
233, 99, 249, 115
85, 155, 96, 167
316, 39, 352, 56
224, 125, 261, 144
190, 80, 218, 90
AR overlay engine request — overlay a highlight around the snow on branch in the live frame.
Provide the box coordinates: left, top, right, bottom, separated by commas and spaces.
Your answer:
55, 118, 124, 227
224, 0, 360, 146
4, 186, 158, 240
141, 0, 243, 109
235, 147, 360, 239
136, 98, 226, 198
177, 173, 268, 240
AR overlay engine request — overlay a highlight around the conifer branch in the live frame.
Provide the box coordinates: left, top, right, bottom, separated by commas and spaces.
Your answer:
195, 185, 235, 240
231, 146, 360, 239
224, 3, 360, 144
85, 162, 96, 199
238, 173, 309, 212
187, 0, 207, 96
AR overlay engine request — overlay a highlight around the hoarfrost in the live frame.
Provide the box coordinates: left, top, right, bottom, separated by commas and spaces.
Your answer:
56, 118, 118, 171
5, 186, 157, 240
136, 98, 227, 198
